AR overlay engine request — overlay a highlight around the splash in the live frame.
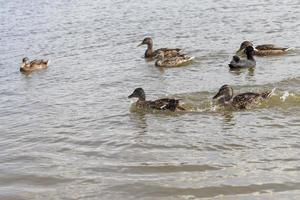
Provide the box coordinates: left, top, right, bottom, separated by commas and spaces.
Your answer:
270, 88, 276, 96
210, 101, 217, 112
280, 91, 290, 102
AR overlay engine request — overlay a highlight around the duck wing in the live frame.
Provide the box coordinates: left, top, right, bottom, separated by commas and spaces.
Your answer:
232, 92, 271, 109
255, 44, 289, 51
157, 48, 182, 52
30, 59, 47, 65
255, 44, 277, 50
232, 92, 260, 109
254, 49, 290, 56
150, 98, 184, 111
158, 55, 194, 67
29, 59, 49, 69
154, 48, 182, 58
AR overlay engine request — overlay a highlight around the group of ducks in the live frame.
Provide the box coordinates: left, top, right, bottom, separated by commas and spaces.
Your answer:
19, 37, 291, 112
137, 37, 194, 67
128, 37, 292, 111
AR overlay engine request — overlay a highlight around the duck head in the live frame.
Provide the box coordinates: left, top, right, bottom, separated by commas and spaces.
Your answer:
128, 88, 146, 101
22, 57, 30, 63
213, 85, 233, 102
236, 41, 253, 55
137, 37, 153, 47
244, 46, 255, 60
21, 57, 30, 68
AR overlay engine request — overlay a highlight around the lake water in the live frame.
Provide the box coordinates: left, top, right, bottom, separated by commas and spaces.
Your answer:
0, 0, 300, 199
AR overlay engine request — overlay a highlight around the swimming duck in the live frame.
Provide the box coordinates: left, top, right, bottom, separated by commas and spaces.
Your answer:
137, 37, 182, 59
229, 46, 256, 69
128, 88, 185, 111
155, 51, 194, 67
20, 57, 50, 73
236, 41, 291, 57
213, 85, 272, 109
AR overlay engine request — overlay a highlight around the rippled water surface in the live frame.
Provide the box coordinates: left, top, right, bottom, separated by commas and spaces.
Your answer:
1, 0, 300, 199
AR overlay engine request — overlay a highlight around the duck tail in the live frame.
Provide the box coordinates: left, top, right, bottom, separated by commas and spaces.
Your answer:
186, 56, 195, 61
261, 88, 276, 99
175, 99, 185, 111
46, 59, 51, 66
284, 47, 295, 52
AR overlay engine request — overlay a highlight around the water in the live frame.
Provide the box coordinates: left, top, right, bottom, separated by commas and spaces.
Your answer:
0, 0, 300, 199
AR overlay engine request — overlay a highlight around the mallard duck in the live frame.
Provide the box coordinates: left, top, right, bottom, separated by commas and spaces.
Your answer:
137, 37, 182, 59
236, 41, 292, 57
229, 46, 256, 69
213, 85, 272, 109
20, 57, 50, 73
155, 51, 194, 67
128, 88, 185, 111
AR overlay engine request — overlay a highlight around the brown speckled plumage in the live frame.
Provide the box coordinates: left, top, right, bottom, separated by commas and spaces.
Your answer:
155, 51, 194, 67
213, 85, 272, 110
236, 41, 291, 57
20, 57, 50, 73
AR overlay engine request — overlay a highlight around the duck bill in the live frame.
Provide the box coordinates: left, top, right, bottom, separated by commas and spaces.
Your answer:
128, 93, 135, 98
236, 48, 244, 55
213, 91, 222, 99
137, 43, 143, 47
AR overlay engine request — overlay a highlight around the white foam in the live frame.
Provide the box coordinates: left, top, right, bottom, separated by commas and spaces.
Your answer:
280, 91, 289, 102
210, 101, 217, 111
270, 87, 276, 96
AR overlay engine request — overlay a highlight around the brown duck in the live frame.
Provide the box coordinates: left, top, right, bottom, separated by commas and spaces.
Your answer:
138, 37, 182, 59
128, 88, 185, 111
20, 57, 50, 73
236, 41, 292, 57
213, 85, 272, 110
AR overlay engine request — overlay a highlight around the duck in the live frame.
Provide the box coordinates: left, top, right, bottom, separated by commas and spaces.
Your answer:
155, 51, 194, 67
20, 57, 50, 73
128, 88, 185, 111
137, 37, 182, 59
236, 41, 292, 57
213, 85, 272, 110
229, 46, 256, 69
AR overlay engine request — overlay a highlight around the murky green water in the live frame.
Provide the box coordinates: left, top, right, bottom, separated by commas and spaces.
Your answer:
0, 0, 299, 199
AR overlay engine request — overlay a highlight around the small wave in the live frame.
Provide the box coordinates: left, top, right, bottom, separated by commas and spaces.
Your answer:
109, 182, 300, 199
280, 91, 295, 102
129, 89, 300, 114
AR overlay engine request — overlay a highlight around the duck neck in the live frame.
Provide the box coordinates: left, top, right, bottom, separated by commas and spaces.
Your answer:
220, 93, 233, 104
146, 43, 153, 55
247, 52, 255, 61
225, 93, 232, 101
138, 95, 146, 101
